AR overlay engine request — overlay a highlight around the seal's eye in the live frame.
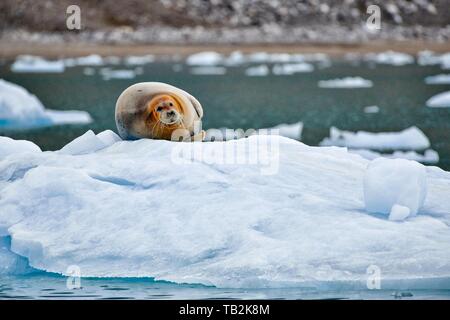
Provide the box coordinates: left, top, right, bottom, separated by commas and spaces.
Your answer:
169, 102, 173, 107
156, 106, 163, 112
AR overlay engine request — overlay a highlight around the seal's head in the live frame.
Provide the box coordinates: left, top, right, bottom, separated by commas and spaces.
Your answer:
148, 94, 183, 125
115, 82, 204, 141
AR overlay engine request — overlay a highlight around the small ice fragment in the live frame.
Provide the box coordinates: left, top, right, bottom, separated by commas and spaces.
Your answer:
389, 204, 411, 221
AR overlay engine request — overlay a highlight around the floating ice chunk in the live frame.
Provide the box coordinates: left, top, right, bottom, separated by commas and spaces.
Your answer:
223, 51, 246, 66
365, 51, 414, 66
318, 77, 373, 88
351, 149, 439, 164
364, 158, 427, 216
247, 52, 271, 63
59, 130, 120, 155
64, 54, 104, 67
44, 110, 93, 125
100, 68, 137, 80
272, 63, 314, 75
11, 55, 65, 73
190, 66, 227, 75
186, 52, 223, 66
426, 91, 450, 108
124, 55, 155, 65
0, 136, 41, 158
389, 204, 411, 221
0, 79, 92, 129
245, 65, 270, 76
263, 121, 303, 140
363, 105, 380, 113
320, 126, 430, 150
425, 74, 450, 85
418, 51, 450, 69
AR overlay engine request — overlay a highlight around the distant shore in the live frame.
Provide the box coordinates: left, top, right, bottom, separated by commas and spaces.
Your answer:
1, 40, 450, 59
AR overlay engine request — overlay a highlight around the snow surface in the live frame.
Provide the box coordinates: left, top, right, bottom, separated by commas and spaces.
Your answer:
320, 126, 430, 150
263, 121, 303, 140
351, 149, 439, 164
425, 74, 450, 85
426, 91, 450, 108
318, 77, 373, 88
0, 79, 92, 129
0, 132, 450, 287
11, 55, 65, 73
364, 158, 427, 218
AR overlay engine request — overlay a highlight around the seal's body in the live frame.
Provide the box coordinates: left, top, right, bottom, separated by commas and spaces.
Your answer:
115, 82, 204, 141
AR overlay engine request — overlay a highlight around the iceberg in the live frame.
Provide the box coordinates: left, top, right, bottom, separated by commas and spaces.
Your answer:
320, 126, 430, 150
0, 79, 92, 129
11, 55, 65, 73
425, 74, 450, 85
318, 77, 373, 88
0, 132, 450, 287
426, 91, 450, 108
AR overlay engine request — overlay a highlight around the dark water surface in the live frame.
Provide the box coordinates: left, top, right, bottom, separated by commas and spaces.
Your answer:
1, 60, 449, 169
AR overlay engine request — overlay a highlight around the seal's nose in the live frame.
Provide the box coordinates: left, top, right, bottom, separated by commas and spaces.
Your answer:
167, 110, 176, 117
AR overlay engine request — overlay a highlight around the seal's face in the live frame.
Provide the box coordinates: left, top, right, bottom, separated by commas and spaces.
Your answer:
148, 94, 183, 125
140, 93, 185, 140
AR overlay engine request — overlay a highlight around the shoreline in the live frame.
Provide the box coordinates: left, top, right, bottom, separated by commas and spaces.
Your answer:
1, 40, 450, 59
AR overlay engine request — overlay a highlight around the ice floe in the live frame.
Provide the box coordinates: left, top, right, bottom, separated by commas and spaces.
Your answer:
0, 133, 450, 286
0, 79, 92, 129
318, 77, 373, 88
186, 52, 224, 66
425, 74, 450, 85
417, 51, 450, 69
63, 54, 104, 67
363, 105, 380, 113
272, 63, 314, 75
364, 51, 414, 66
99, 67, 142, 80
426, 91, 450, 108
124, 55, 155, 66
263, 121, 303, 140
364, 158, 427, 220
190, 66, 227, 75
320, 126, 430, 150
11, 55, 65, 73
245, 65, 270, 77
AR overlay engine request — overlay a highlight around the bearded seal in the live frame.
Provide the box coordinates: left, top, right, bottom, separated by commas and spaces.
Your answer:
115, 82, 205, 141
